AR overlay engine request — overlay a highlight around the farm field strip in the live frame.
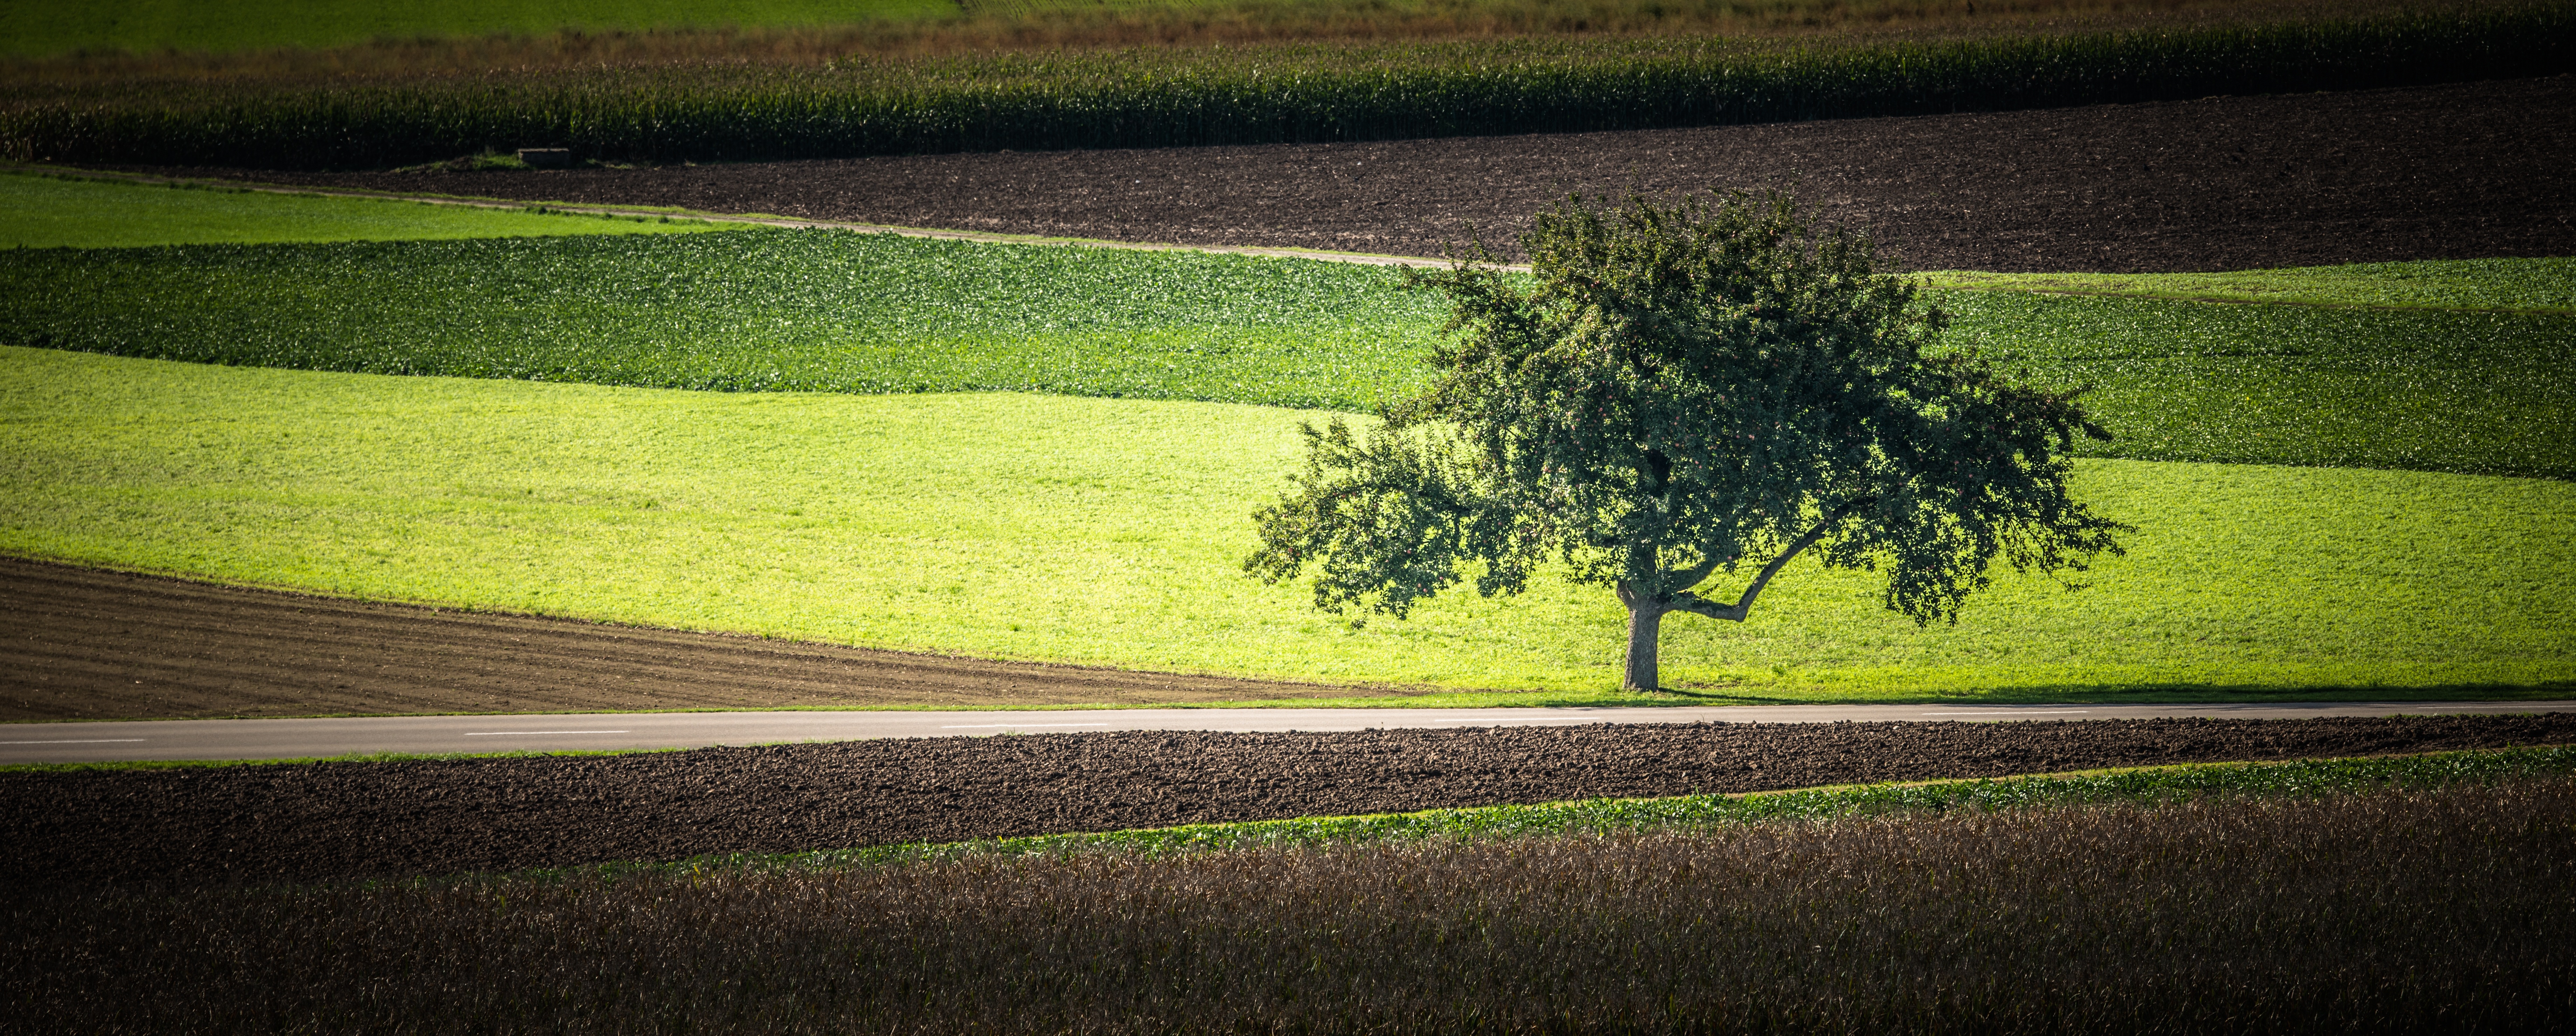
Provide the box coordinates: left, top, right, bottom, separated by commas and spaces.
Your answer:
39, 164, 2574, 314
5, 227, 2567, 474
10, 702, 2576, 766
4, 346, 2568, 698
3, 164, 1442, 265
0, 168, 738, 248
13, 6, 2570, 169
15, 755, 2569, 1030
248, 75, 2576, 277
11, 752, 2572, 1031
7, 719, 2571, 885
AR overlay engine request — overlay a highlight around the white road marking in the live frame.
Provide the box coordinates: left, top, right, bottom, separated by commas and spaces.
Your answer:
462, 730, 630, 736
1428, 716, 1590, 722
2415, 704, 2555, 709
938, 722, 1120, 729
1919, 710, 2092, 716
0, 738, 146, 745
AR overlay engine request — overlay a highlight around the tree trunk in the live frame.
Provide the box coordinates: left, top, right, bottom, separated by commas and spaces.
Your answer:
1623, 604, 1665, 693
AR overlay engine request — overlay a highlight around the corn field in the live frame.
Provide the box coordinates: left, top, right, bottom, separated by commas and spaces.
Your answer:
5, 5, 2570, 168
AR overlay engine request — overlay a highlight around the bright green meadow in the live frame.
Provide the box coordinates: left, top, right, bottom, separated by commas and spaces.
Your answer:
0, 229, 2567, 476
0, 0, 957, 58
4, 345, 2568, 701
0, 172, 731, 249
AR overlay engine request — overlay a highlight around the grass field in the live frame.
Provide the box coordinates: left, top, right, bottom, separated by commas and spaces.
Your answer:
3, 229, 2567, 476
11, 750, 2570, 1031
0, 172, 732, 248
4, 345, 2568, 700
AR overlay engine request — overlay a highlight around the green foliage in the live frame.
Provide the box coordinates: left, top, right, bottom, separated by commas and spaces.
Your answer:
8, 7, 2571, 167
5, 330, 2567, 698
1250, 190, 2129, 689
0, 0, 959, 58
1936, 287, 2576, 477
0, 171, 732, 248
1925, 257, 2576, 314
0, 229, 1441, 410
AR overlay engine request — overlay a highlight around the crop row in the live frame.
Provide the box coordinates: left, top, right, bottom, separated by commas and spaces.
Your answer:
6, 6, 2572, 168
4, 229, 2567, 478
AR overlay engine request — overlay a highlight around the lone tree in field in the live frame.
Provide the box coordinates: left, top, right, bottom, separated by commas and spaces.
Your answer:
1246, 189, 2130, 692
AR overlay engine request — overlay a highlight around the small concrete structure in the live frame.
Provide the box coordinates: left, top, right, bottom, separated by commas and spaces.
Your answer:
516, 148, 574, 169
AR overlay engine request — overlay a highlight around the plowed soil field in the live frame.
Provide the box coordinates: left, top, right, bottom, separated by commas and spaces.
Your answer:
208, 75, 2576, 272
0, 558, 1382, 723
8, 714, 2572, 883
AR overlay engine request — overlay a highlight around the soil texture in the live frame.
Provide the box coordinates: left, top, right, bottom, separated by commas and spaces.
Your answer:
0, 557, 1391, 722
7, 714, 2570, 884
204, 76, 2576, 273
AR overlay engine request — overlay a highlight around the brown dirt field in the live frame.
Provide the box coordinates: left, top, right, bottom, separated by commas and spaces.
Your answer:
210, 76, 2576, 273
0, 557, 1397, 723
7, 714, 2571, 883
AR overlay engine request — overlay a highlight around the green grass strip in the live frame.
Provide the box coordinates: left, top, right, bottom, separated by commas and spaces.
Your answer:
0, 169, 735, 249
1926, 257, 2576, 315
529, 744, 2576, 880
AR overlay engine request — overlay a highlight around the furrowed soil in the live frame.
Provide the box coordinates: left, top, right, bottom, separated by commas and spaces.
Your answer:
6, 714, 2571, 883
0, 557, 1390, 722
201, 76, 2576, 272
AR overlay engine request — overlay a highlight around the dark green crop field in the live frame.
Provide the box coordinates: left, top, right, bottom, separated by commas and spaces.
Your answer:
7, 6, 2569, 168
3, 229, 2567, 477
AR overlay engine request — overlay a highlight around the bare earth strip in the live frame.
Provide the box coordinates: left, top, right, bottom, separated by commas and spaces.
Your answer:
0, 557, 1399, 723
6, 715, 2571, 883
196, 77, 2576, 273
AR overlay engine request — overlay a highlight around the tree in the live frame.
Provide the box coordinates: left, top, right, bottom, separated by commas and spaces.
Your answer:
1244, 189, 2131, 692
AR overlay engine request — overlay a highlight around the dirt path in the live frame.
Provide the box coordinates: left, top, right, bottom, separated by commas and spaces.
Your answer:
0, 557, 1397, 723
196, 76, 2576, 273
8, 714, 2571, 883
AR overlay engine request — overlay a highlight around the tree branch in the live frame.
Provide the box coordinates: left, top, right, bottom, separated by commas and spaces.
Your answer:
1666, 517, 1838, 624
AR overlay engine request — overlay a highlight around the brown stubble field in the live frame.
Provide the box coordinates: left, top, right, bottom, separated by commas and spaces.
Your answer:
7, 714, 2572, 884
209, 75, 2576, 272
8, 777, 2570, 1032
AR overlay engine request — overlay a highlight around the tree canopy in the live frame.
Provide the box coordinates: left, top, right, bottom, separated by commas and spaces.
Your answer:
1245, 188, 2131, 692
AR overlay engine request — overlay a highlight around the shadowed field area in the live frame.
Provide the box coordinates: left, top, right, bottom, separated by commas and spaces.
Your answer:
7, 715, 2571, 882
8, 758, 2570, 1031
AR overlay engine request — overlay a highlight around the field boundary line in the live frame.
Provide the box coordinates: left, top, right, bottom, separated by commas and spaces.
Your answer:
4, 162, 1499, 270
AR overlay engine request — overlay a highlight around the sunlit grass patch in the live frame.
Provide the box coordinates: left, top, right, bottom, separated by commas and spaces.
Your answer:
2, 346, 2567, 698
0, 171, 736, 249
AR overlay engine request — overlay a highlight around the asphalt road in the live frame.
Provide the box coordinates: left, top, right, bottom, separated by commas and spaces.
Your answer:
5, 701, 2572, 764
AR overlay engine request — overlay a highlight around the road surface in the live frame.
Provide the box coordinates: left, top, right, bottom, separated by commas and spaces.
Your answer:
5, 701, 2571, 764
